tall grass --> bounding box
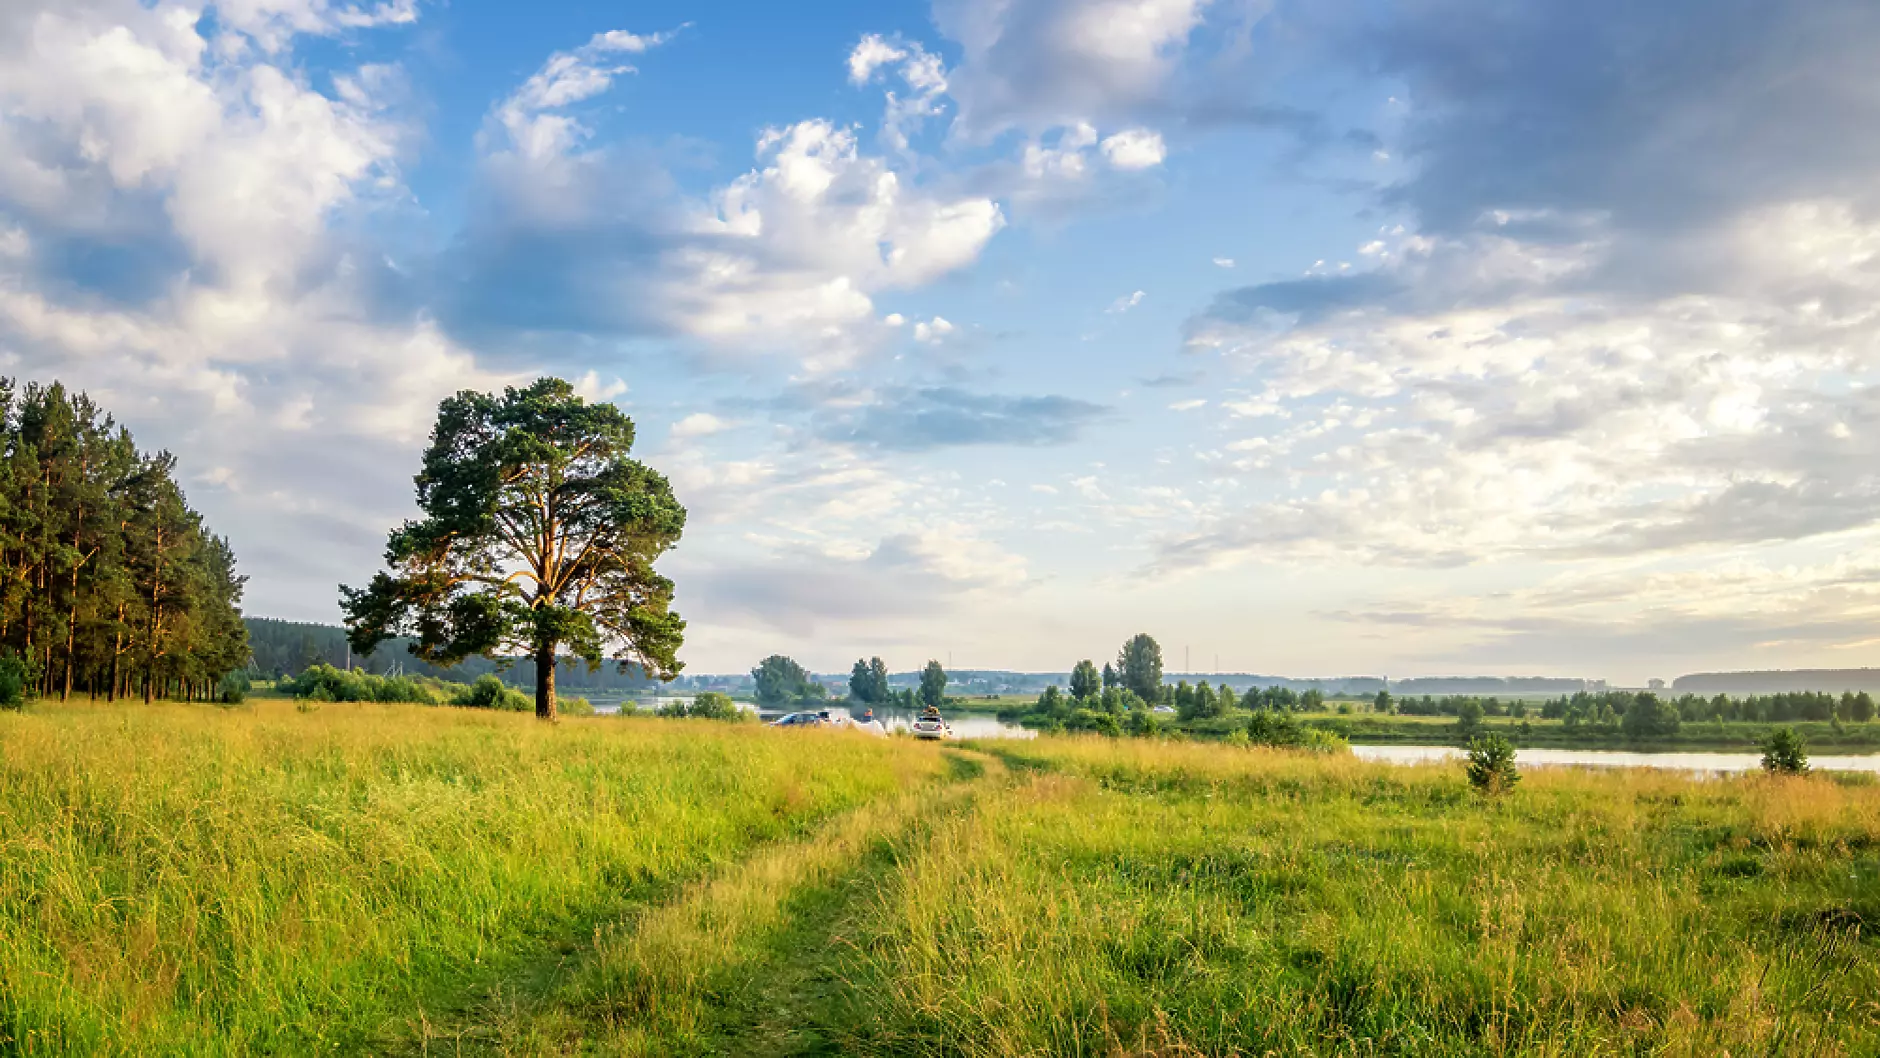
[0,700,946,1054]
[838,738,1880,1055]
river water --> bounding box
[1351,744,1880,774]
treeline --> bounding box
[0,380,246,703]
[246,617,659,692]
[280,663,594,715]
[1540,689,1874,726]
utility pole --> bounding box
[1185,646,1190,675]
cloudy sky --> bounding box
[5,0,1880,682]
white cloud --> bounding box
[912,316,956,343]
[1212,256,1234,268]
[488,27,679,163]
[847,33,907,84]
[571,371,628,402]
[1168,199,1880,574]
[1168,399,1206,411]
[670,412,733,439]
[936,0,1211,137]
[1105,289,1146,313]
[1099,127,1166,170]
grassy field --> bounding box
[3,702,1877,1055]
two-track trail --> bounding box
[399,747,1005,1056]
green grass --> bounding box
[4,704,1877,1055]
[0,700,949,1054]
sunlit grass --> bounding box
[0,700,947,1054]
[836,737,1880,1055]
[4,705,1875,1055]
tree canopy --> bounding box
[848,655,892,704]
[0,379,248,703]
[341,378,685,720]
[919,659,948,709]
[753,654,824,705]
[1069,659,1100,700]
[1116,633,1163,701]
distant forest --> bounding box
[0,380,247,702]
[1674,669,1880,694]
[245,618,662,694]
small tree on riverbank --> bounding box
[1465,734,1521,794]
[1760,727,1809,774]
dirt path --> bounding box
[402,748,1003,1056]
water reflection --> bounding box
[1352,744,1880,774]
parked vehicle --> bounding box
[768,711,826,728]
[911,713,951,740]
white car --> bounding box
[911,714,951,740]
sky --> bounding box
[5,0,1880,683]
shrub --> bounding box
[1247,709,1301,747]
[1464,734,1521,793]
[1299,727,1350,755]
[1456,698,1485,731]
[219,670,251,704]
[1760,727,1809,774]
[0,653,26,711]
[660,691,750,721]
[456,674,531,711]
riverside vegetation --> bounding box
[3,699,1877,1055]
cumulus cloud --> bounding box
[488,27,679,162]
[670,412,733,439]
[1099,128,1166,170]
[1164,0,1880,583]
[934,0,1210,136]
[464,77,1004,364]
[0,0,516,620]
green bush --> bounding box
[219,670,251,705]
[1760,727,1809,774]
[0,653,26,711]
[659,691,750,721]
[1465,734,1521,793]
[1247,709,1301,747]
[458,675,533,711]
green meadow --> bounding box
[3,702,1877,1056]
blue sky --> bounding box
[6,0,1880,682]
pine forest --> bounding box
[0,379,247,702]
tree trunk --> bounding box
[534,640,558,721]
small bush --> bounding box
[0,653,27,711]
[1465,734,1521,793]
[660,691,750,721]
[561,695,595,717]
[1760,727,1809,774]
[219,670,251,704]
[1247,709,1301,747]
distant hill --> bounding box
[1673,669,1880,694]
[1391,676,1594,695]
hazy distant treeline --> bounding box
[1673,669,1880,694]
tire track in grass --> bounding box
[406,748,1002,1055]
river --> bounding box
[1351,744,1880,774]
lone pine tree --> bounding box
[342,378,686,719]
